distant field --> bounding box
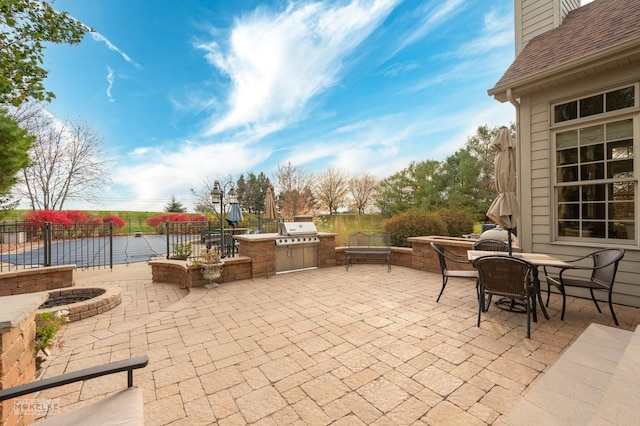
[316,214,385,246]
[3,210,165,234]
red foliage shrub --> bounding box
[146,213,205,228]
[64,210,89,224]
[24,210,74,229]
[102,215,126,229]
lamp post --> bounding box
[211,180,236,258]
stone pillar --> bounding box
[0,293,48,426]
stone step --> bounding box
[501,323,633,425]
[589,324,640,425]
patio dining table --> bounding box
[467,250,575,318]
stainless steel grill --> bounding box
[275,222,319,246]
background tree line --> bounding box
[184,122,513,224]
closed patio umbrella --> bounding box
[264,187,278,220]
[487,126,518,255]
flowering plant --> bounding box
[191,249,221,266]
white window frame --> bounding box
[551,83,639,245]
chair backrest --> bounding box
[473,256,536,299]
[430,243,448,273]
[590,248,625,287]
[472,239,510,252]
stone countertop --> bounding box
[234,232,336,242]
[0,292,49,333]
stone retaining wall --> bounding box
[149,256,252,288]
[0,293,47,426]
[0,266,75,297]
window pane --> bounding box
[557,130,578,149]
[555,101,577,122]
[609,202,634,220]
[558,186,579,202]
[558,203,579,219]
[608,159,633,179]
[607,119,633,140]
[606,86,635,111]
[609,222,631,239]
[580,125,603,144]
[609,182,635,200]
[580,163,604,180]
[582,184,606,201]
[558,166,579,182]
[583,203,606,220]
[580,144,604,162]
[557,148,578,165]
[608,139,633,160]
[621,222,635,239]
[584,222,605,238]
[580,94,604,117]
[558,221,580,237]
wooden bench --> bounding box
[345,231,391,272]
[0,356,148,425]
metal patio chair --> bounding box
[473,255,539,338]
[472,239,510,252]
[430,242,478,302]
[544,248,625,326]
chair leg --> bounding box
[545,280,553,307]
[559,285,566,321]
[526,296,531,339]
[589,289,603,313]
[436,277,448,302]
[477,292,483,327]
[608,288,619,326]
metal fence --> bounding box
[0,220,113,272]
[164,219,285,260]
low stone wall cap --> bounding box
[0,292,49,333]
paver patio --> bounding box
[36,264,640,425]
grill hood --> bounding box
[278,222,318,236]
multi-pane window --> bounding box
[554,86,635,123]
[554,85,637,242]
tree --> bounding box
[316,167,348,215]
[165,195,187,213]
[375,161,428,217]
[348,173,377,215]
[0,108,33,196]
[373,124,514,219]
[465,123,516,194]
[273,162,316,218]
[16,114,111,210]
[237,172,271,214]
[1,0,89,106]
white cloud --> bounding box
[106,67,115,102]
[196,0,400,138]
[90,32,142,69]
[396,0,468,51]
[110,139,273,210]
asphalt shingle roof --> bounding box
[490,0,640,94]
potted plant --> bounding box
[171,242,192,260]
[191,249,223,288]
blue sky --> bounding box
[40,0,529,212]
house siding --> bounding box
[516,0,580,54]
[520,64,640,307]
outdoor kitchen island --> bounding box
[234,218,337,278]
